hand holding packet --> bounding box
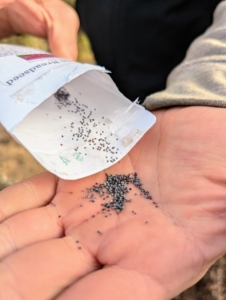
[0,44,156,179]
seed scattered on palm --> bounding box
[83,173,156,214]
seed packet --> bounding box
[0,44,156,179]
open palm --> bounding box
[1,106,226,300]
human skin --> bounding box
[0,0,79,60]
[0,106,226,299]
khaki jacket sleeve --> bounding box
[143,1,226,111]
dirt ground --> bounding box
[0,125,226,300]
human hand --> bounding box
[0,0,79,60]
[1,106,226,300]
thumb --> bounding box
[44,0,79,60]
[0,0,14,9]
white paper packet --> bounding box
[0,44,156,179]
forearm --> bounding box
[143,0,226,111]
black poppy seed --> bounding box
[76,240,79,243]
[78,246,82,250]
[97,230,102,235]
[58,215,61,218]
[83,173,153,213]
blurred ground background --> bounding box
[0,1,226,299]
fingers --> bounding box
[55,266,165,300]
[0,205,63,260]
[17,0,79,60]
[46,0,80,60]
[0,237,99,300]
[0,1,14,9]
[1,0,79,60]
[0,172,58,222]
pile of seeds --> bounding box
[54,87,72,108]
[84,173,157,213]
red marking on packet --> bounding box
[18,54,55,61]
